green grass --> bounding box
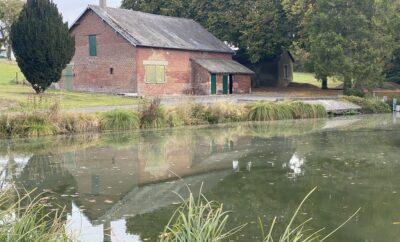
[247,102,327,121]
[0,60,25,85]
[293,72,341,89]
[0,60,142,110]
[0,188,71,241]
[100,109,140,131]
[343,96,392,114]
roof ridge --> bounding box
[89,4,195,22]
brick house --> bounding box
[61,2,254,96]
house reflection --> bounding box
[1,118,338,241]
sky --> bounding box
[53,0,123,25]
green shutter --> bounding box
[223,75,228,95]
[211,74,217,95]
[89,35,97,56]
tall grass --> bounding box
[99,109,140,131]
[248,102,327,121]
[343,96,391,114]
[0,100,331,138]
[0,188,71,241]
[159,192,245,242]
[140,99,167,129]
[159,188,359,242]
[260,188,360,242]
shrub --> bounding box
[0,188,71,241]
[140,99,167,129]
[165,109,185,127]
[343,96,391,114]
[344,88,365,97]
[99,109,140,131]
[159,192,245,242]
[59,113,99,133]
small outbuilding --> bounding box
[60,1,253,96]
[250,51,295,88]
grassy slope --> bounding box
[0,60,141,109]
[293,72,341,89]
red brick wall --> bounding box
[191,62,252,95]
[62,10,137,93]
[136,47,231,96]
[191,61,211,95]
[234,75,252,94]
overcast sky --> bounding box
[53,0,123,25]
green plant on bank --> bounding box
[159,191,246,242]
[248,102,327,121]
[259,188,360,242]
[0,100,330,138]
[159,188,359,242]
[0,188,71,242]
[343,96,391,114]
[99,109,140,131]
[140,99,167,129]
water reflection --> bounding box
[0,115,399,241]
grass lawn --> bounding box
[293,72,341,89]
[0,59,25,85]
[0,60,141,111]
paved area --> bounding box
[63,95,360,114]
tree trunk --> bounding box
[321,76,328,90]
[343,76,352,95]
[6,43,12,60]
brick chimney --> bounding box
[99,0,107,8]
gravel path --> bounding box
[62,95,360,114]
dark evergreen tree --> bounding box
[385,49,400,84]
[10,0,75,93]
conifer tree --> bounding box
[10,0,74,93]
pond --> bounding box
[0,114,400,241]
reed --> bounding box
[159,192,245,242]
[140,99,167,129]
[260,188,360,242]
[0,188,71,242]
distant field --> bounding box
[0,60,141,110]
[293,72,341,89]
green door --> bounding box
[223,75,229,95]
[210,74,217,95]
[62,64,74,91]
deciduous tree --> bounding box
[0,0,24,59]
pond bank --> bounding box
[0,97,390,138]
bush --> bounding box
[343,96,391,114]
[140,99,167,129]
[344,88,365,97]
[99,109,140,131]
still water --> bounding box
[1,114,400,241]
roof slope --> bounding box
[192,58,254,75]
[73,5,234,54]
